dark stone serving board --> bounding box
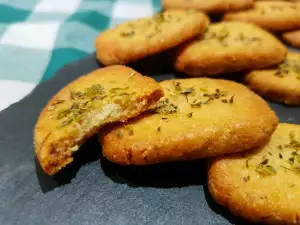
[0,52,299,225]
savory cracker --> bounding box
[162,0,254,14]
[283,30,300,48]
[95,10,209,66]
[34,65,163,175]
[245,51,300,105]
[224,1,300,32]
[257,0,300,2]
[208,123,300,225]
[174,22,286,76]
[100,78,278,165]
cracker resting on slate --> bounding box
[174,22,286,76]
[95,10,209,66]
[162,0,254,14]
[245,51,300,105]
[257,0,300,1]
[34,65,163,175]
[100,78,278,165]
[224,1,300,32]
[208,123,300,225]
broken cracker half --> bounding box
[34,65,163,175]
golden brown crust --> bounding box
[174,22,287,77]
[100,78,278,165]
[224,1,300,32]
[34,65,163,175]
[245,51,300,105]
[208,123,300,225]
[283,30,300,47]
[257,0,300,1]
[162,0,254,13]
[95,10,209,66]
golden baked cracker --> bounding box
[245,51,300,105]
[34,65,163,175]
[174,22,286,77]
[95,10,209,66]
[283,30,300,47]
[224,1,300,32]
[257,0,300,2]
[208,123,300,225]
[100,78,278,165]
[162,0,254,13]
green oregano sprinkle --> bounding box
[155,98,178,115]
[256,164,276,176]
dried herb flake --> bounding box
[243,175,250,182]
[155,99,178,115]
[260,158,268,165]
[154,13,165,24]
[229,95,235,104]
[256,164,276,176]
[128,130,134,136]
[120,30,135,37]
[246,158,251,168]
[187,112,193,118]
[181,87,195,95]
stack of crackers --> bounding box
[34,1,300,224]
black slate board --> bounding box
[1,52,300,225]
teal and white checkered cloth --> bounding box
[0,0,161,111]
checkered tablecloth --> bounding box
[0,0,161,111]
